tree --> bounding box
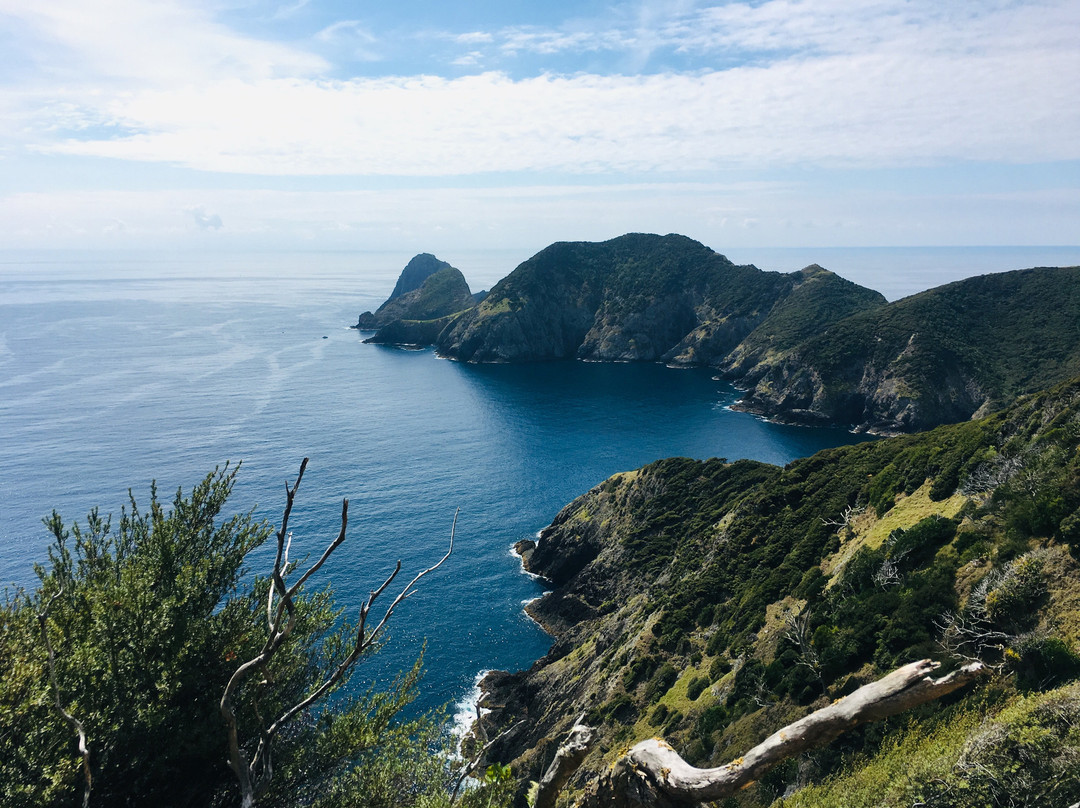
[219,458,452,808]
[0,462,496,808]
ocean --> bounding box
[3,245,1079,719]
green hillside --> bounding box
[435,234,885,364]
[481,376,1080,807]
[734,266,1080,433]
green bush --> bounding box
[644,662,679,702]
[708,656,732,681]
[1012,636,1080,690]
[0,466,490,808]
[686,675,710,701]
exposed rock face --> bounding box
[362,315,457,347]
[730,266,1080,433]
[436,234,885,366]
[357,240,1080,434]
[478,459,781,788]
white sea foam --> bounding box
[509,531,548,582]
[451,669,490,751]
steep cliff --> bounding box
[480,378,1080,807]
[354,255,472,331]
[435,234,885,365]
[731,266,1080,433]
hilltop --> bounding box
[356,237,1080,435]
[435,234,885,364]
[353,253,482,338]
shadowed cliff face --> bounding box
[355,256,472,331]
[435,234,885,367]
[357,265,477,343]
[359,238,1080,435]
[730,266,1080,434]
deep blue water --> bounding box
[9,247,1054,720]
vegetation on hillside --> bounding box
[435,234,885,365]
[482,377,1080,807]
[736,265,1080,432]
[8,347,1080,805]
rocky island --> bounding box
[353,253,485,345]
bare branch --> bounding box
[784,610,825,696]
[220,461,456,808]
[820,504,865,530]
[38,588,92,808]
[449,709,527,807]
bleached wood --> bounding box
[569,659,985,807]
[534,719,597,808]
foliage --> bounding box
[0,465,495,808]
[782,266,1080,411]
[779,684,1080,808]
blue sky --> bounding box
[1,0,1078,253]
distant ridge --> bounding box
[435,233,885,365]
[731,265,1080,433]
[353,234,1080,434]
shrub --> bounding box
[686,675,710,701]
[709,656,733,681]
[644,662,679,702]
[1012,636,1080,690]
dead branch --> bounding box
[220,459,456,808]
[448,711,527,807]
[783,610,825,696]
[820,504,865,531]
[549,659,987,808]
[533,718,597,808]
[37,588,92,808]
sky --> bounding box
[1,0,1078,254]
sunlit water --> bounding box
[4,246,1073,718]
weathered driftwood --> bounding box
[549,658,985,808]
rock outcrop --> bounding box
[730,266,1080,433]
[354,254,472,331]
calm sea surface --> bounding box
[2,246,1077,717]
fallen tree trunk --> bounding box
[541,659,985,808]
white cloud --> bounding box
[24,38,1080,177]
[0,0,1077,251]
[455,31,495,45]
[187,205,223,230]
[2,0,1074,177]
[0,0,326,85]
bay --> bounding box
[5,246,1063,719]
